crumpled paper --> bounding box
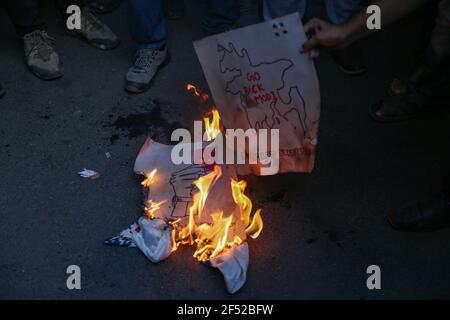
[130,217,173,263]
[208,243,249,294]
[106,218,249,293]
[106,138,250,293]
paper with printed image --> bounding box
[194,13,320,174]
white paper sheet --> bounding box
[194,13,320,174]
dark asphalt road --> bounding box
[1,2,450,299]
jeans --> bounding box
[127,0,239,49]
[127,0,167,49]
[201,0,240,34]
[263,0,361,25]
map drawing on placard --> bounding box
[218,42,309,139]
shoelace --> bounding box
[25,30,55,62]
[134,49,159,70]
[83,7,106,33]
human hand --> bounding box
[301,18,350,57]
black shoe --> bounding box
[388,192,450,231]
[66,7,120,50]
[330,46,366,76]
[0,83,5,98]
[23,30,62,80]
[369,88,450,123]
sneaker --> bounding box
[0,83,5,98]
[68,6,120,50]
[125,48,170,93]
[23,30,62,80]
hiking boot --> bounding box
[68,6,120,50]
[125,47,170,93]
[23,30,62,80]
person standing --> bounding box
[2,0,120,80]
[125,0,240,93]
[264,0,365,75]
[300,0,450,231]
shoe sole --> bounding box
[125,54,171,94]
[66,29,120,51]
[28,65,63,81]
[368,102,450,123]
[338,65,366,76]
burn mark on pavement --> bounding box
[109,134,119,145]
[326,230,343,249]
[306,238,317,245]
[110,99,184,144]
[261,189,291,208]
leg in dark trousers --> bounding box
[3,0,46,36]
[54,0,85,17]
[2,0,62,80]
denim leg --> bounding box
[127,0,166,49]
[262,0,306,20]
[201,0,240,34]
[324,0,361,25]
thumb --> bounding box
[301,37,320,53]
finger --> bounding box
[309,49,319,59]
[304,18,320,34]
[301,37,320,53]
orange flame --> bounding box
[141,169,157,188]
[187,83,209,102]
[203,108,221,141]
[193,211,234,261]
[144,199,167,219]
[141,106,263,262]
[170,164,263,262]
[231,179,263,239]
[245,209,263,239]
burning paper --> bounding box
[194,13,320,174]
[107,107,263,293]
